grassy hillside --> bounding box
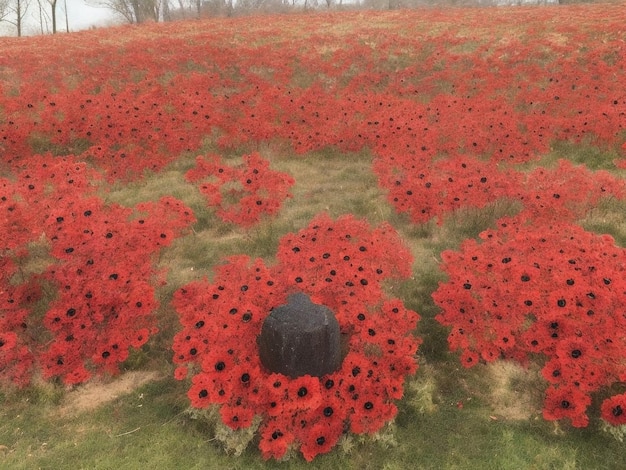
[2,3,626,468]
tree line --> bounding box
[1,0,363,36]
[0,0,566,37]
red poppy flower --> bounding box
[63,365,92,386]
[299,419,344,462]
[219,402,257,430]
[601,393,626,426]
[542,386,591,428]
[258,423,295,461]
[174,366,188,381]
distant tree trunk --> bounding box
[64,0,69,31]
[131,0,141,22]
[38,0,45,33]
[16,0,22,36]
[150,0,159,21]
[50,0,57,33]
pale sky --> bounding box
[62,0,119,31]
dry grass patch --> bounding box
[57,370,161,417]
[481,360,544,421]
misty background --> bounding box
[0,0,563,37]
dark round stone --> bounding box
[258,292,341,378]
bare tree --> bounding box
[46,0,57,32]
[37,0,51,32]
[131,0,161,22]
[0,0,31,36]
[0,0,8,21]
[16,0,27,35]
[63,0,69,31]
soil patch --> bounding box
[484,361,543,421]
[57,371,161,416]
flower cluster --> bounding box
[0,155,103,386]
[185,152,295,227]
[513,160,626,223]
[0,255,38,387]
[172,214,420,460]
[373,153,516,224]
[374,153,626,225]
[2,6,626,184]
[0,174,40,385]
[38,85,202,182]
[0,154,196,386]
[41,195,195,384]
[433,214,626,427]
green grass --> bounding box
[3,368,625,469]
[580,197,626,247]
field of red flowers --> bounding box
[2,3,626,464]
